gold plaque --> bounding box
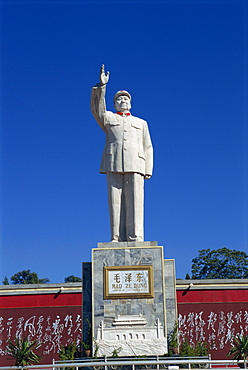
[104,265,154,299]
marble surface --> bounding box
[95,338,168,356]
[93,246,165,323]
[92,244,167,355]
[164,259,177,335]
[82,243,177,356]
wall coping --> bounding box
[0,282,82,296]
[176,278,248,290]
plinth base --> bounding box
[82,241,177,357]
[95,338,168,357]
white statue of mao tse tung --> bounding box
[91,65,153,242]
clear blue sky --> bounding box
[1,0,247,283]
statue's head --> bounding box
[114,90,131,113]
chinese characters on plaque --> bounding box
[104,265,154,299]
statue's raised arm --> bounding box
[100,64,110,86]
[91,65,109,127]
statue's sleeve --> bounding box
[90,84,107,131]
[144,122,153,177]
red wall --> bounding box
[0,293,82,367]
[1,287,247,366]
[177,289,248,360]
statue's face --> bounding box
[114,95,131,112]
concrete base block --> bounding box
[82,241,177,357]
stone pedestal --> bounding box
[82,241,177,357]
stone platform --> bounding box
[82,241,177,357]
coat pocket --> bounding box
[131,121,142,129]
[138,151,145,160]
[108,121,120,126]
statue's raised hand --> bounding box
[100,64,110,85]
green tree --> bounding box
[191,248,248,279]
[11,270,50,284]
[2,276,9,285]
[7,337,42,366]
[58,341,77,370]
[179,340,209,368]
[167,321,179,355]
[64,275,82,283]
[185,273,191,279]
[228,334,248,368]
[180,340,196,357]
